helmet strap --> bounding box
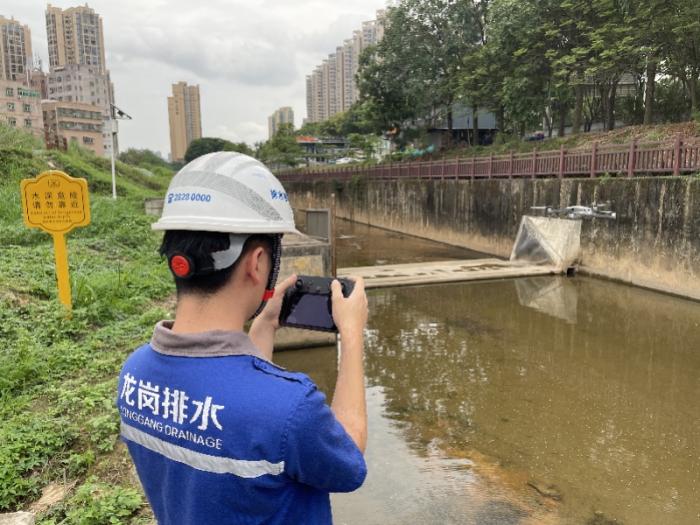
[250,234,283,319]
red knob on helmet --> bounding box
[169,254,194,279]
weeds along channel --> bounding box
[1,135,173,523]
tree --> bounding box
[358,0,482,143]
[257,123,305,167]
[476,0,559,136]
[664,1,700,115]
[184,137,253,163]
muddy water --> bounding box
[277,224,700,524]
[277,276,700,524]
[335,219,489,267]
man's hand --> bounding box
[249,274,297,360]
[255,273,298,329]
[331,277,368,338]
[330,276,368,453]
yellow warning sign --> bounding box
[20,171,91,310]
[21,170,90,234]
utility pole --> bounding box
[109,103,133,200]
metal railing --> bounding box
[278,135,700,182]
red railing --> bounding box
[278,135,700,182]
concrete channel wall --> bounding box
[287,176,700,301]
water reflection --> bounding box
[515,277,578,324]
[362,277,700,524]
[278,276,700,524]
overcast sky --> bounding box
[6,1,387,158]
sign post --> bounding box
[20,170,91,310]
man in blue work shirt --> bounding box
[117,152,368,524]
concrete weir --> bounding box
[337,216,577,289]
[339,259,557,289]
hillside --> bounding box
[437,122,700,160]
[1,134,172,523]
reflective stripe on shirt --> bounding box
[121,422,285,478]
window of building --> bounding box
[82,136,94,145]
[5,87,13,96]
[24,118,32,128]
[23,104,31,113]
[7,102,15,111]
[8,118,16,127]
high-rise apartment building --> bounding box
[268,106,294,138]
[341,39,354,111]
[305,11,386,124]
[47,63,116,157]
[309,65,325,123]
[42,99,104,155]
[305,76,313,124]
[0,16,32,82]
[168,81,202,162]
[30,67,48,99]
[1,80,43,138]
[46,4,106,74]
[44,4,117,158]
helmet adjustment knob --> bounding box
[169,254,194,279]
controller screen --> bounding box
[285,293,334,330]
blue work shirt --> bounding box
[117,321,366,524]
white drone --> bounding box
[531,202,617,220]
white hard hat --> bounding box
[153,152,298,234]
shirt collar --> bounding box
[150,320,265,359]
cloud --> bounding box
[107,3,299,87]
[3,0,387,154]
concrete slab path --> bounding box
[338,259,557,289]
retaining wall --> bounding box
[287,176,700,300]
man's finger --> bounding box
[352,276,365,294]
[274,274,297,299]
[330,279,343,300]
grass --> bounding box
[1,126,173,522]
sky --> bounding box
[6,1,387,158]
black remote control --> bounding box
[279,276,355,332]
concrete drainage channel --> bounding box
[147,199,587,349]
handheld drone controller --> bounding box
[279,276,355,333]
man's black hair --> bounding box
[159,231,272,296]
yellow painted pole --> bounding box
[52,232,72,310]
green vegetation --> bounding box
[40,478,145,525]
[119,148,178,178]
[1,124,173,522]
[353,0,700,143]
[184,137,253,163]
[256,123,305,167]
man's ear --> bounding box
[243,246,266,286]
